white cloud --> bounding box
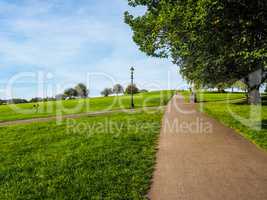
[0,0,186,98]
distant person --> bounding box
[33,104,40,113]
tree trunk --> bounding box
[248,87,261,104]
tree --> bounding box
[139,89,148,93]
[75,83,89,98]
[101,88,113,97]
[232,81,248,92]
[64,88,77,98]
[0,99,5,105]
[215,83,228,93]
[113,84,124,95]
[125,84,139,94]
[30,97,43,103]
[7,99,28,104]
[125,0,267,104]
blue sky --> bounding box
[0,0,186,99]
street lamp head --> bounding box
[130,66,135,72]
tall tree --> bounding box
[125,84,139,94]
[125,0,267,104]
[113,84,124,95]
[101,88,113,97]
[64,88,77,98]
[75,83,89,98]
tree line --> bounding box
[100,84,144,97]
[0,83,148,105]
[125,0,267,104]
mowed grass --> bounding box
[0,111,163,199]
[0,90,174,122]
[180,90,246,103]
[181,91,267,150]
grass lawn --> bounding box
[0,110,163,199]
[181,91,267,150]
[0,90,174,122]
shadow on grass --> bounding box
[198,98,246,103]
[261,120,267,130]
[262,95,267,105]
[232,95,267,105]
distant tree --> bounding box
[215,83,229,93]
[125,84,139,94]
[7,99,28,104]
[64,88,78,98]
[0,99,4,105]
[42,97,56,102]
[101,88,113,97]
[139,89,148,93]
[75,83,89,98]
[113,84,124,95]
[30,97,43,103]
[232,81,248,93]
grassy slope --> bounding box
[181,91,267,150]
[0,90,174,122]
[0,111,163,199]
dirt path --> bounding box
[0,106,165,127]
[148,95,267,200]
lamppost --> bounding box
[130,66,135,109]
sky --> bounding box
[0,0,186,99]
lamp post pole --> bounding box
[130,67,135,109]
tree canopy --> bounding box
[125,0,267,103]
[64,88,78,98]
[75,83,89,98]
[101,88,113,97]
[113,84,124,95]
[125,84,139,94]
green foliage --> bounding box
[64,84,89,98]
[125,84,139,94]
[6,99,28,104]
[101,88,113,97]
[125,0,267,92]
[64,88,78,98]
[0,111,163,199]
[232,81,248,92]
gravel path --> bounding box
[148,94,267,200]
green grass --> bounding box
[196,91,245,102]
[180,90,246,103]
[0,90,174,122]
[0,111,163,199]
[180,91,267,150]
[203,103,267,149]
[177,90,190,102]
